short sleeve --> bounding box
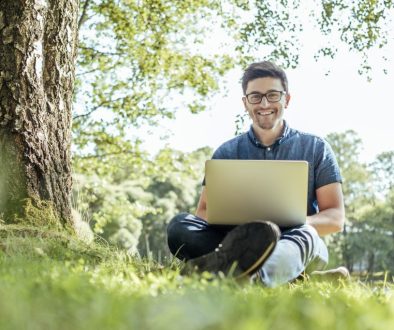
[314,139,342,189]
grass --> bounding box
[1,225,394,330]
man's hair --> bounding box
[241,61,288,95]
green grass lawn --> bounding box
[1,225,394,330]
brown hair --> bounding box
[241,61,288,94]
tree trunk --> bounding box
[367,251,375,274]
[0,0,79,227]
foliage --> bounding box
[73,147,212,257]
[1,230,394,330]
[73,0,233,176]
[324,130,372,269]
[326,130,373,216]
[72,0,394,178]
[324,130,394,274]
[349,189,394,273]
[234,0,394,75]
[370,151,394,197]
[317,0,393,76]
[235,0,303,68]
[73,174,147,253]
[138,147,212,258]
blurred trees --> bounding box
[325,131,394,275]
[352,191,394,274]
[325,130,373,270]
[371,151,394,196]
[73,147,212,257]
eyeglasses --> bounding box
[245,91,286,104]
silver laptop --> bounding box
[205,160,309,227]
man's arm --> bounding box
[195,186,207,220]
[306,182,345,236]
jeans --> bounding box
[167,213,328,287]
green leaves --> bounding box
[75,0,232,121]
[325,130,394,273]
[73,0,394,179]
[326,130,372,210]
[73,146,212,257]
[236,1,302,69]
[371,151,394,195]
[73,0,234,178]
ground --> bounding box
[0,225,393,330]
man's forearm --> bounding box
[306,208,345,236]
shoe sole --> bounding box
[189,221,280,278]
[236,241,276,278]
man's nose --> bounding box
[260,96,270,107]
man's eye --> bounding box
[250,94,262,101]
[267,92,279,98]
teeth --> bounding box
[257,111,274,116]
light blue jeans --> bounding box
[258,225,328,287]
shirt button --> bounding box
[267,147,271,151]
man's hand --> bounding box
[195,186,208,220]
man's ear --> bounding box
[285,93,291,108]
[242,96,247,110]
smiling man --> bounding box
[167,61,347,286]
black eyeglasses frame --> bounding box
[245,90,286,104]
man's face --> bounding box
[242,77,290,131]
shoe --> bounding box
[185,221,280,278]
[311,266,350,281]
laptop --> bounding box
[205,160,309,227]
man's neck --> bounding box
[253,121,285,147]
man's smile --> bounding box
[257,110,275,116]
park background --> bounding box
[1,1,394,329]
[71,0,394,274]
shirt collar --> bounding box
[247,120,290,148]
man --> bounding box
[167,61,346,287]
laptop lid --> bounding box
[205,160,308,227]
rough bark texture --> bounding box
[0,0,79,226]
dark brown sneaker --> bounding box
[185,221,280,278]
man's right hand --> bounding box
[195,186,207,220]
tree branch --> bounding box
[72,102,106,121]
[78,0,91,29]
[72,97,125,120]
[78,45,123,57]
[76,150,134,159]
[76,67,102,77]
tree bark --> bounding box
[0,0,79,226]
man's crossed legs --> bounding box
[167,213,329,287]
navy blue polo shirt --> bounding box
[205,121,342,216]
